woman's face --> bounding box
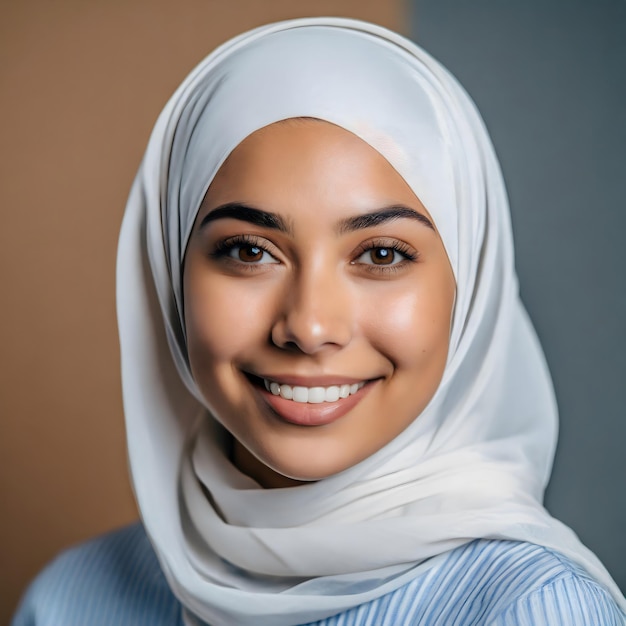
[183,120,455,487]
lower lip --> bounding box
[254,381,375,427]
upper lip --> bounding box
[246,372,372,387]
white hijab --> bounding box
[117,17,625,626]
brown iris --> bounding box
[238,245,264,262]
[370,248,395,265]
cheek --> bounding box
[184,272,271,368]
[362,274,453,373]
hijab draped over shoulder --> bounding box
[117,17,626,626]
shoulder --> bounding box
[411,539,626,626]
[444,540,625,625]
[11,523,182,626]
[475,541,626,625]
[314,540,625,626]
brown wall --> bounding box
[0,1,404,622]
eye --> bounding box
[350,238,419,275]
[212,235,280,265]
[228,243,277,264]
[351,239,418,270]
[355,247,403,266]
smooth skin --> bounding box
[183,119,456,488]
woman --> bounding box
[13,17,626,626]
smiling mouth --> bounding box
[244,373,376,427]
[262,379,365,404]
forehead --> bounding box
[202,119,433,223]
[212,118,387,174]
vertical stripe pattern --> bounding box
[12,524,626,626]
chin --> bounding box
[236,438,366,488]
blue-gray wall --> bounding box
[411,0,625,591]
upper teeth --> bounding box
[263,379,365,403]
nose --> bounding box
[271,264,353,355]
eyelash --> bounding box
[210,235,420,274]
[211,234,279,267]
[351,239,419,274]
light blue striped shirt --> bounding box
[12,523,625,625]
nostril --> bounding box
[284,340,303,352]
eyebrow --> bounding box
[336,205,435,233]
[199,202,434,234]
[199,203,293,234]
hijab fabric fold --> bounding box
[117,17,626,626]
